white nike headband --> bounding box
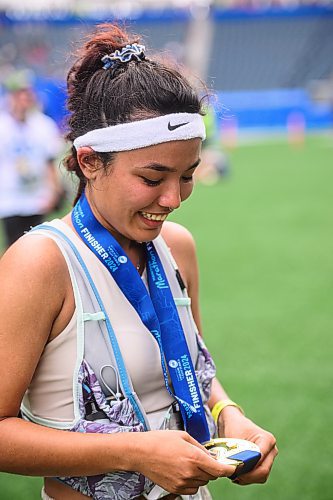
[73,113,206,152]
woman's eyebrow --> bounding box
[141,158,201,173]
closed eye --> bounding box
[181,175,193,183]
[141,176,162,187]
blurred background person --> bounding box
[194,104,230,185]
[0,69,64,249]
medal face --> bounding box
[204,438,261,470]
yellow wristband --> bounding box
[211,400,244,423]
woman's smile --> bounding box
[138,211,170,229]
[139,211,169,222]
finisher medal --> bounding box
[204,438,261,479]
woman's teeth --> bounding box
[140,212,168,222]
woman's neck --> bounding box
[63,212,145,272]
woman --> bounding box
[0,24,277,499]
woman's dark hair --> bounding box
[63,23,204,204]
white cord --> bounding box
[100,364,122,401]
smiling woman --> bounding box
[0,23,277,500]
[75,139,201,246]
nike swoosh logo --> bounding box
[168,121,189,131]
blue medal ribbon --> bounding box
[72,193,210,443]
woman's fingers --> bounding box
[139,430,239,494]
[255,432,277,465]
[197,452,238,479]
[231,445,278,485]
[183,432,238,479]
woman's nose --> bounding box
[158,183,181,211]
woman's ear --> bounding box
[76,147,100,180]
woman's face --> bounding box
[85,138,201,245]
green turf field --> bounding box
[1,133,332,499]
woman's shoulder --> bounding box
[0,229,73,343]
[160,221,196,251]
[160,221,197,288]
[2,227,64,263]
[0,229,69,300]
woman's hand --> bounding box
[131,430,238,496]
[218,406,278,486]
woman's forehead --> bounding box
[117,138,202,167]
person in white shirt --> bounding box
[0,71,63,248]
